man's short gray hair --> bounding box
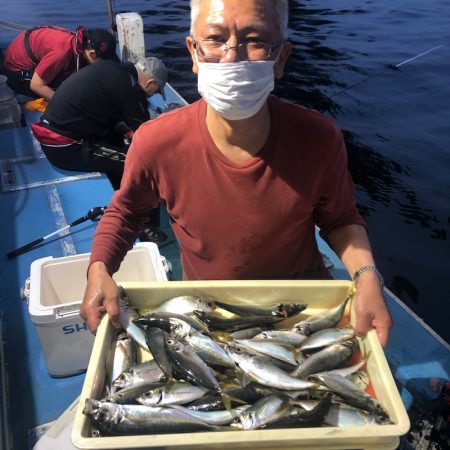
[189,0,288,40]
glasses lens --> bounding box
[244,42,271,60]
[197,40,273,61]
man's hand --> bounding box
[80,261,121,333]
[353,273,392,347]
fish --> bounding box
[234,394,292,430]
[168,404,249,426]
[136,381,209,407]
[229,327,266,340]
[235,338,300,366]
[310,372,390,419]
[177,329,236,369]
[300,327,355,352]
[106,331,137,393]
[111,360,166,390]
[144,327,174,382]
[291,339,358,378]
[214,300,307,318]
[297,399,387,427]
[164,338,223,395]
[292,296,351,336]
[193,310,285,332]
[226,344,317,391]
[136,311,210,333]
[102,382,165,404]
[252,329,308,347]
[266,393,332,428]
[119,288,148,351]
[186,385,270,412]
[83,399,222,435]
[152,295,216,315]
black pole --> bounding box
[6,206,107,259]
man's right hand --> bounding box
[80,261,121,333]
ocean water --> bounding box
[1,0,449,343]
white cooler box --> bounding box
[26,243,169,377]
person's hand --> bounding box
[352,273,392,347]
[80,261,121,333]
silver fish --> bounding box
[229,327,266,340]
[320,360,366,378]
[252,329,308,347]
[144,327,174,382]
[234,394,291,430]
[102,382,164,404]
[153,295,216,315]
[292,296,350,335]
[291,339,358,378]
[176,329,235,369]
[119,289,148,351]
[227,344,317,391]
[83,399,221,434]
[310,372,389,419]
[300,327,355,351]
[214,300,307,318]
[168,404,249,425]
[297,399,386,426]
[136,382,209,407]
[112,360,166,389]
[164,338,222,395]
[106,331,137,392]
[235,338,300,366]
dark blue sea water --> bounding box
[1,0,449,343]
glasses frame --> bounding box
[192,38,285,63]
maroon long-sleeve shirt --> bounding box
[90,96,365,280]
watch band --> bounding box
[352,264,384,288]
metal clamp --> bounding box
[20,277,31,302]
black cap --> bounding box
[84,29,118,60]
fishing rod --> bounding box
[325,44,444,101]
[0,19,29,32]
[6,206,107,259]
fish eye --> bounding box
[167,339,174,344]
[96,410,108,421]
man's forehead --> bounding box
[197,0,276,29]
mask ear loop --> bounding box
[74,26,86,71]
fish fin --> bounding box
[228,394,248,406]
[211,331,233,343]
[221,392,232,412]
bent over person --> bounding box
[31,57,169,244]
[1,26,117,101]
[80,0,392,346]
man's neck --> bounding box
[205,103,271,163]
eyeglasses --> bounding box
[192,38,284,63]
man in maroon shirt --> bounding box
[81,0,392,347]
[1,26,117,101]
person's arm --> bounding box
[326,224,392,347]
[80,261,121,332]
[29,72,55,100]
[121,89,151,131]
[80,129,159,332]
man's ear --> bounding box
[186,36,198,74]
[83,48,98,64]
[274,40,292,79]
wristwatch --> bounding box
[352,265,384,288]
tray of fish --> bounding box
[72,280,410,450]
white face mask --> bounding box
[196,56,276,121]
